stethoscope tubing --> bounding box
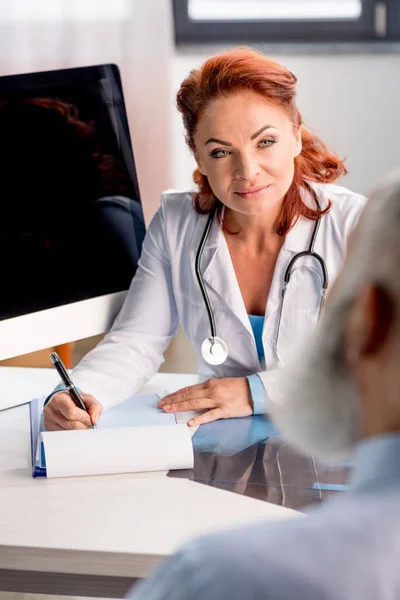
[195,204,219,340]
[274,199,328,362]
[197,197,329,365]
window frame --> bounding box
[172,0,399,45]
[386,0,400,39]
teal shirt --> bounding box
[246,314,267,415]
[248,314,265,360]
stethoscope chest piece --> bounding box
[201,337,228,365]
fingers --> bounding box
[51,394,92,424]
[161,381,210,401]
[158,379,220,414]
[83,394,104,426]
[158,387,196,407]
[160,377,253,427]
[187,408,224,427]
[43,412,91,431]
[44,391,102,431]
[161,397,217,413]
[158,380,215,408]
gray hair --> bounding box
[339,170,400,310]
[267,171,400,462]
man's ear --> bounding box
[344,284,394,365]
[194,151,207,176]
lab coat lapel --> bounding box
[262,213,319,365]
[190,211,253,336]
[189,191,323,359]
[273,183,328,301]
[262,215,315,318]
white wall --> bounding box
[171,50,400,197]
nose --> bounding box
[234,153,260,181]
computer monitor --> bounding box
[0,64,146,360]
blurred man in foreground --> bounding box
[129,171,400,599]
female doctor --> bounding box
[44,46,366,431]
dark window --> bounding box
[173,0,399,44]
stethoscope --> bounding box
[196,198,329,366]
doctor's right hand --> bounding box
[43,392,103,431]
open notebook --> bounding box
[30,393,194,479]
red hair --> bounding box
[176,47,347,235]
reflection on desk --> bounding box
[170,415,351,511]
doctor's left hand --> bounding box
[157,377,253,427]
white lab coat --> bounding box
[72,182,367,410]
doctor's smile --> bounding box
[44,46,367,432]
[234,184,272,199]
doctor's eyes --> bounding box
[210,148,231,159]
[209,139,277,159]
[258,139,276,148]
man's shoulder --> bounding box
[167,492,400,599]
[129,492,400,600]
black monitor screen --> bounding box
[0,64,145,321]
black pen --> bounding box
[49,352,96,429]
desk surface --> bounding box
[0,369,300,591]
[183,418,350,511]
[0,367,350,596]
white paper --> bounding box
[99,393,176,428]
[41,424,194,478]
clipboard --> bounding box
[29,393,193,479]
[30,397,47,478]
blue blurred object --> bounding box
[313,483,350,492]
[192,414,279,456]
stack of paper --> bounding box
[30,394,194,479]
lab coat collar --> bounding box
[188,184,328,343]
[350,434,400,494]
[192,183,327,254]
[188,204,223,260]
[190,204,254,339]
[284,182,328,253]
[284,214,316,253]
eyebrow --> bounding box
[205,124,277,146]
